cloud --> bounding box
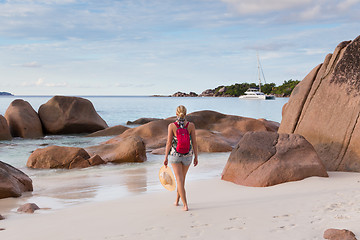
[221,0,311,15]
[246,42,295,51]
[21,61,42,68]
[21,78,67,87]
[221,0,360,23]
[337,0,360,10]
[115,83,155,88]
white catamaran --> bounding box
[239,54,275,100]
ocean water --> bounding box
[0,96,288,212]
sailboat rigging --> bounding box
[239,54,275,100]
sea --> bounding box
[0,96,288,212]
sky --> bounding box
[0,0,359,96]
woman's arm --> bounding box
[164,123,174,167]
[189,122,198,167]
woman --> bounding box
[164,105,198,211]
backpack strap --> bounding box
[174,121,189,129]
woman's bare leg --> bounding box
[172,163,190,211]
[174,164,190,206]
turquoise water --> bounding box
[0,96,288,212]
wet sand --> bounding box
[1,172,360,240]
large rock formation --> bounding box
[221,132,328,187]
[324,229,357,240]
[4,99,43,138]
[126,118,162,125]
[108,110,279,153]
[199,89,215,97]
[0,115,12,140]
[171,91,198,97]
[86,125,130,137]
[27,145,105,169]
[38,96,108,134]
[279,35,360,172]
[0,161,33,199]
[86,136,147,163]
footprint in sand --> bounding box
[271,214,296,232]
[224,216,246,230]
[190,223,209,229]
[310,215,324,224]
[104,234,126,239]
[224,226,245,230]
[272,214,291,219]
[271,223,296,232]
[144,226,163,231]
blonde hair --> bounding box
[176,105,187,119]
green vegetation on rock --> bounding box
[211,80,300,97]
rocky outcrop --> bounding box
[0,92,12,96]
[199,89,215,97]
[38,96,108,134]
[0,161,33,199]
[126,118,162,125]
[17,203,40,214]
[4,99,43,138]
[86,125,130,137]
[108,110,279,153]
[196,129,233,152]
[221,132,328,187]
[324,229,357,240]
[27,146,105,169]
[86,136,147,163]
[171,91,198,97]
[0,115,11,140]
[279,35,360,172]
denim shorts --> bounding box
[169,155,192,166]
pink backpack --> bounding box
[174,122,191,154]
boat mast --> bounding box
[257,53,261,92]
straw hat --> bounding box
[159,165,176,191]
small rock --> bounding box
[324,228,357,240]
[17,203,40,214]
[0,228,5,231]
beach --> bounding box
[1,172,360,240]
[1,96,359,239]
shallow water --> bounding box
[0,96,288,213]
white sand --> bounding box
[1,172,360,240]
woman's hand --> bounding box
[164,156,168,167]
[193,156,198,167]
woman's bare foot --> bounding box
[183,205,188,211]
[174,192,180,206]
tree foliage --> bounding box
[212,80,300,97]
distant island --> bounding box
[166,79,300,97]
[0,92,13,96]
